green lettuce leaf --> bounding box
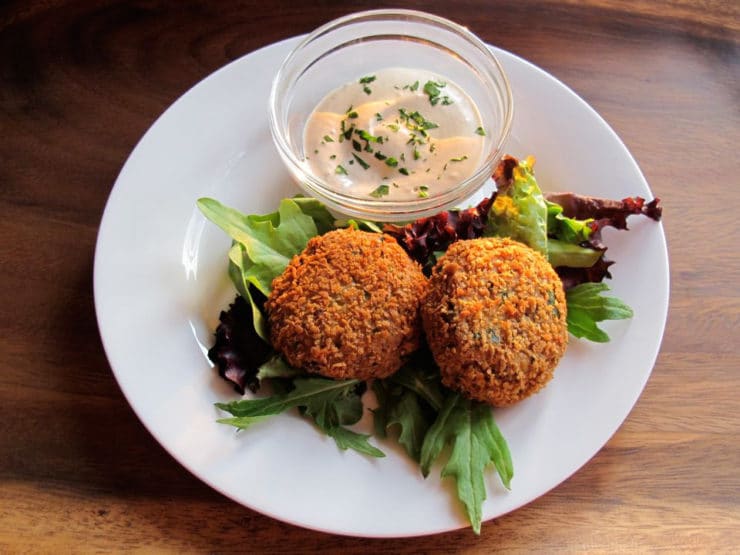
[566,282,634,342]
[199,196,330,340]
[335,218,384,233]
[420,392,513,534]
[198,197,318,295]
[547,239,604,268]
[291,196,336,235]
[546,200,593,244]
[255,355,303,381]
[486,156,548,255]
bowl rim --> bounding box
[268,8,514,220]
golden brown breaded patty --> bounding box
[266,228,427,380]
[422,237,567,406]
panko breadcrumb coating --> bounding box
[422,237,567,406]
[266,228,427,380]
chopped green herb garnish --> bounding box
[410,80,419,91]
[335,165,348,175]
[353,153,370,170]
[329,154,336,160]
[369,184,389,198]
[347,111,359,119]
[375,112,383,121]
[323,135,334,143]
[450,155,469,162]
[385,157,399,167]
[387,124,400,132]
[418,185,429,198]
[400,153,406,162]
[352,140,362,152]
[413,149,421,160]
[423,80,453,106]
[374,152,387,161]
[359,75,377,84]
[363,86,372,95]
[475,127,486,136]
[357,130,381,143]
[399,167,410,176]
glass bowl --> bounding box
[269,9,513,222]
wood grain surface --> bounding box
[1,0,739,552]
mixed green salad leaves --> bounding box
[197,155,661,533]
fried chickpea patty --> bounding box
[266,228,427,380]
[422,237,567,406]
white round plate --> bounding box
[94,36,669,537]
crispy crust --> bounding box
[266,228,427,380]
[422,237,568,406]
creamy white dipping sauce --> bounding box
[303,68,487,201]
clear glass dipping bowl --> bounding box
[269,9,513,221]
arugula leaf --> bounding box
[372,380,433,462]
[325,426,385,458]
[216,415,271,430]
[420,392,513,534]
[387,359,445,411]
[216,377,360,417]
[216,377,384,457]
[566,282,634,342]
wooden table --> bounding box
[2,1,738,551]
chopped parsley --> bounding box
[352,153,370,170]
[423,80,453,106]
[399,167,410,176]
[385,157,399,167]
[475,126,486,136]
[357,129,382,143]
[323,135,334,142]
[450,155,469,162]
[418,185,429,198]
[335,165,348,175]
[375,112,383,121]
[374,152,387,161]
[359,75,376,95]
[369,184,389,198]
